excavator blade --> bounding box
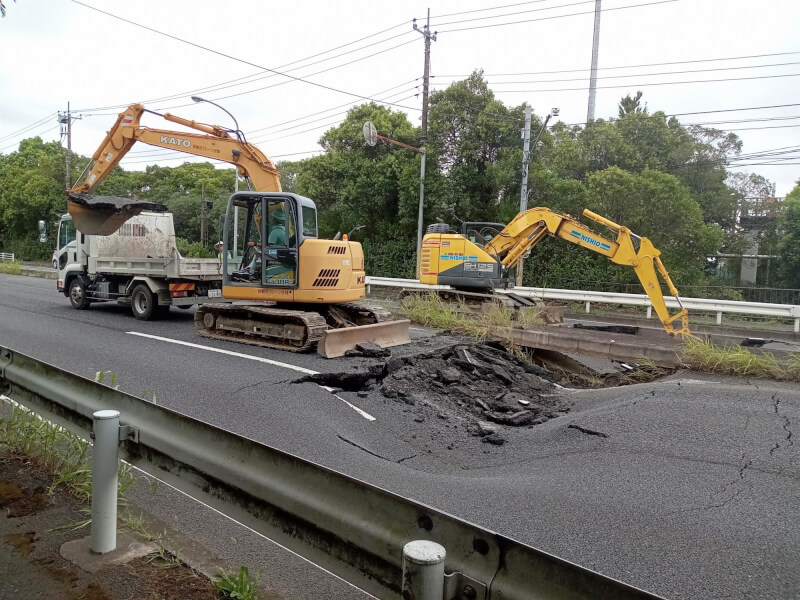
[317,319,411,359]
[68,193,168,235]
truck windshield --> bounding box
[58,218,76,250]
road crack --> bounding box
[770,394,794,456]
[336,435,390,461]
[567,424,609,438]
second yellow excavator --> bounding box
[66,103,409,356]
[419,207,691,336]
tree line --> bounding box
[1,71,798,289]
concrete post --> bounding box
[402,540,445,600]
[91,410,120,554]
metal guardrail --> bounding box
[0,252,15,261]
[366,277,800,333]
[0,346,662,600]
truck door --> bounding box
[262,197,298,288]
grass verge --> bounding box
[213,566,260,600]
[0,260,22,275]
[680,337,800,381]
[0,398,137,506]
[399,292,545,340]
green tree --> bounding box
[618,91,645,117]
[0,137,66,258]
[777,181,800,287]
[427,71,527,223]
[290,103,422,276]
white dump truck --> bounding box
[55,211,227,320]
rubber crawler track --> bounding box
[194,302,393,352]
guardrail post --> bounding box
[91,410,120,554]
[646,306,652,319]
[402,540,446,600]
[585,301,591,314]
[716,312,722,326]
[794,317,799,333]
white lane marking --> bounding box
[320,386,376,421]
[126,332,376,421]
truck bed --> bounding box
[88,256,222,280]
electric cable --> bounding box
[435,0,678,33]
[70,1,419,112]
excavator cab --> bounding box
[222,191,318,289]
[460,222,506,250]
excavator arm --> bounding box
[67,104,282,234]
[485,207,691,336]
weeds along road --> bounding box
[1,272,799,600]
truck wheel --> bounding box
[131,284,156,320]
[69,278,91,310]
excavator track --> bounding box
[320,302,395,327]
[195,302,408,355]
[195,304,328,352]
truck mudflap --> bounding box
[317,320,411,359]
[68,193,167,235]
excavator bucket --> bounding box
[68,193,168,236]
[317,320,411,359]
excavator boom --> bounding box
[67,104,281,234]
[62,103,409,356]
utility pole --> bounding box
[519,106,533,214]
[586,0,602,123]
[515,108,558,286]
[200,184,207,247]
[58,102,81,191]
[413,10,437,273]
[516,106,533,286]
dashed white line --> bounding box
[126,332,375,421]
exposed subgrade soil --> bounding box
[298,343,573,445]
[0,453,219,600]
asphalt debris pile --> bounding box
[298,343,572,444]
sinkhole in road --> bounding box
[297,342,675,443]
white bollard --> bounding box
[91,410,120,554]
[402,540,446,600]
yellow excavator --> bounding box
[419,207,691,336]
[66,103,410,356]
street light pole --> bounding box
[192,96,242,253]
[191,96,240,133]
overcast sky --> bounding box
[1,0,798,196]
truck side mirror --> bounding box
[38,220,47,243]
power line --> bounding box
[75,29,416,113]
[0,126,61,153]
[70,1,419,112]
[435,0,678,33]
[0,113,58,143]
[419,0,574,20]
[124,82,421,159]
[488,71,800,93]
[432,0,597,28]
[450,61,800,86]
[434,50,800,79]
